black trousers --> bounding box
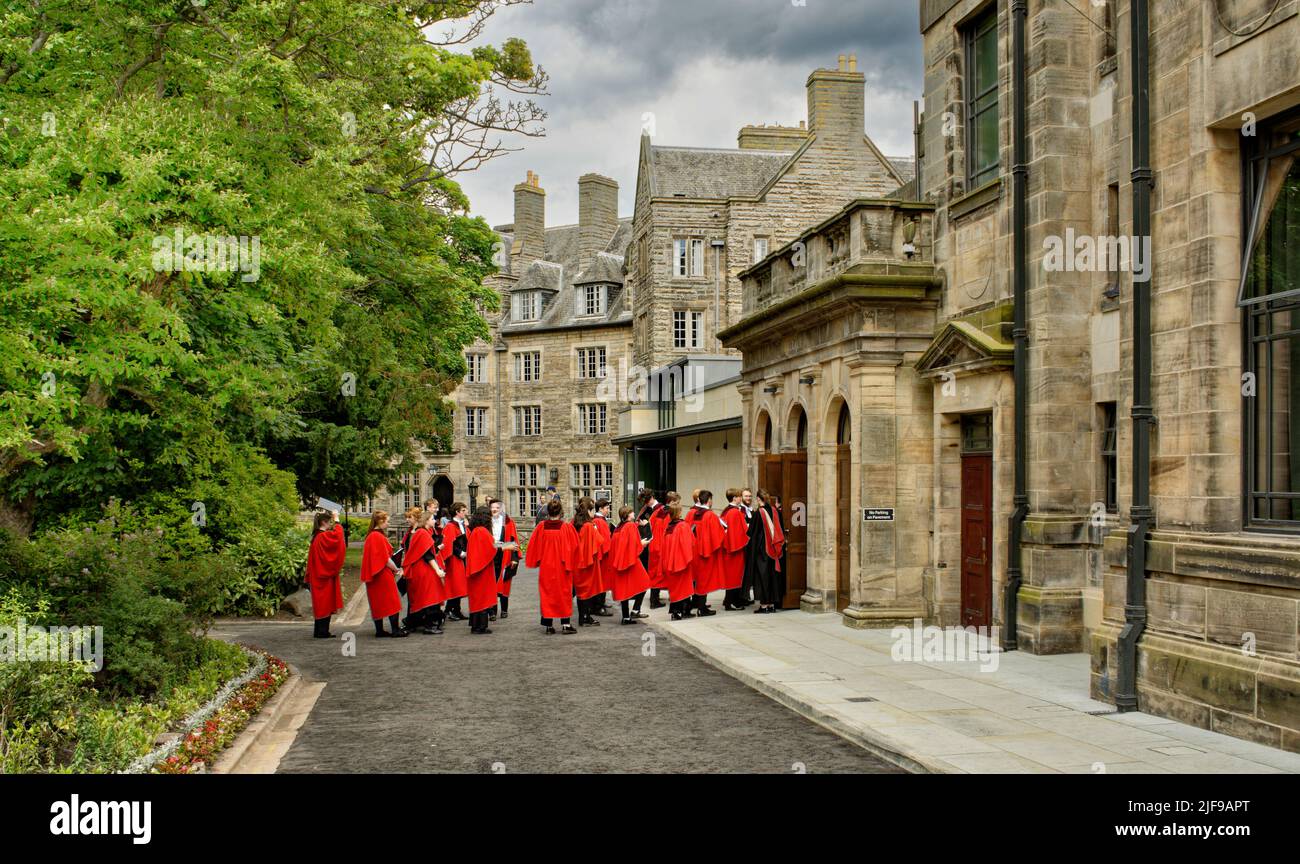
[469,610,490,632]
[723,587,746,607]
[313,616,332,637]
[373,614,401,635]
[669,599,691,616]
[497,594,510,615]
[540,617,572,627]
[446,597,464,616]
[632,591,645,611]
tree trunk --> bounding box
[0,494,35,539]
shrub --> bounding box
[0,503,231,699]
[213,526,310,617]
[0,589,95,773]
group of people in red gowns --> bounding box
[304,484,790,640]
[307,497,521,640]
[634,486,788,620]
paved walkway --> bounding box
[655,604,1300,774]
[211,569,902,774]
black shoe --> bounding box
[631,611,649,619]
[621,617,634,625]
[595,608,614,617]
[724,604,741,611]
[587,619,601,626]
[501,611,509,619]
[478,628,493,635]
[419,626,440,634]
[375,630,391,638]
[670,612,682,621]
[391,629,410,638]
[545,626,557,635]
[561,625,578,635]
[697,607,716,617]
[489,613,497,621]
[448,611,467,621]
[313,632,334,639]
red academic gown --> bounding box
[647,504,670,588]
[496,517,520,597]
[440,519,469,600]
[572,519,606,600]
[686,506,727,594]
[465,525,499,614]
[526,519,578,619]
[306,524,346,619]
[608,521,651,602]
[405,526,446,615]
[659,519,695,603]
[360,530,402,620]
[720,505,748,591]
[591,516,613,593]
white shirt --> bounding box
[491,514,505,541]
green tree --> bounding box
[0,0,546,534]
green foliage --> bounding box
[0,503,228,700]
[0,0,538,529]
[214,525,310,617]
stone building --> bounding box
[724,0,1300,751]
[619,55,916,500]
[378,171,634,534]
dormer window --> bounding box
[577,284,607,317]
[512,291,541,322]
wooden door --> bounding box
[836,444,851,611]
[782,452,807,609]
[960,453,993,628]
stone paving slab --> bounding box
[653,601,1300,775]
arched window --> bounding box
[795,408,807,451]
[837,403,851,445]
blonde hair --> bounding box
[367,510,389,534]
[666,491,680,505]
[668,502,683,520]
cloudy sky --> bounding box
[457,0,923,228]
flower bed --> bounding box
[125,647,290,774]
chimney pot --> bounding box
[837,54,846,71]
[849,55,857,72]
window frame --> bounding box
[963,4,1000,190]
[512,290,541,322]
[465,353,486,384]
[577,402,608,435]
[465,406,488,438]
[514,350,542,383]
[576,346,608,380]
[1241,108,1300,532]
[512,405,542,437]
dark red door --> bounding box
[960,453,993,628]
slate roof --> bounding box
[647,145,791,199]
[495,216,633,334]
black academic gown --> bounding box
[746,505,779,606]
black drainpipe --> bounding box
[1003,0,1029,651]
[1117,0,1153,711]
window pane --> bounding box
[1246,156,1299,302]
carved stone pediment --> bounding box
[915,320,1013,379]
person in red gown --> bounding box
[571,498,606,627]
[589,499,616,617]
[526,499,579,634]
[305,511,347,638]
[464,506,500,635]
[685,490,724,617]
[646,491,675,608]
[440,503,470,622]
[488,498,520,620]
[404,510,448,634]
[720,489,751,611]
[360,510,408,638]
[608,506,652,624]
[656,502,696,620]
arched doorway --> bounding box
[834,402,852,611]
[431,475,454,514]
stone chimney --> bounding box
[806,55,865,149]
[737,122,809,152]
[578,173,619,273]
[511,171,546,271]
